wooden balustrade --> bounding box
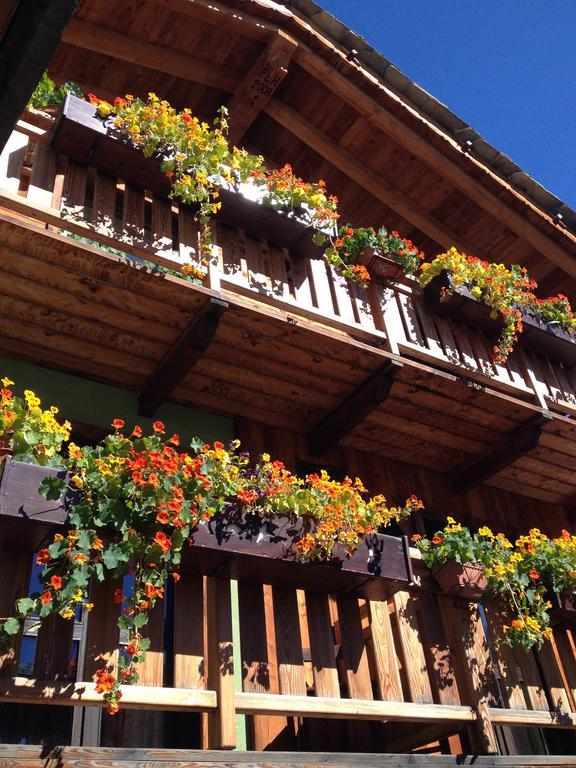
[1,120,575,419]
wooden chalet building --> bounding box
[1,0,576,765]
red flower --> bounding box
[113,588,124,604]
[112,418,124,430]
[156,508,170,525]
[40,590,52,605]
[529,569,540,580]
[153,421,165,433]
[50,575,63,590]
[36,549,51,566]
[168,434,180,446]
[172,572,181,583]
[431,536,444,545]
[131,425,142,438]
[95,668,116,694]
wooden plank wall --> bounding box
[1,130,576,416]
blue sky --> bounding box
[319,1,576,210]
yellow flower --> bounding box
[60,607,75,620]
[73,589,84,602]
[54,533,64,542]
[70,474,84,490]
[1,377,14,386]
[478,526,494,539]
[446,516,456,524]
[84,603,94,612]
[511,619,525,631]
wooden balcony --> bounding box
[1,470,576,755]
[1,117,576,507]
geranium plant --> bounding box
[0,384,422,713]
[0,378,71,466]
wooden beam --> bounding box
[264,98,488,259]
[308,360,401,456]
[61,19,240,93]
[0,0,78,154]
[487,706,576,729]
[452,413,553,495]
[0,676,217,711]
[138,297,228,417]
[235,691,475,722]
[227,31,297,146]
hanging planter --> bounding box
[357,247,414,285]
[547,590,576,628]
[432,560,488,600]
[518,311,576,368]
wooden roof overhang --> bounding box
[43,0,576,301]
[1,211,576,511]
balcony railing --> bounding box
[1,115,575,420]
[1,466,576,753]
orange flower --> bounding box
[112,418,124,430]
[411,534,422,542]
[152,421,165,433]
[73,553,88,564]
[168,434,180,446]
[92,538,104,550]
[154,530,171,553]
[529,569,540,580]
[431,536,444,545]
[95,668,116,694]
[172,572,181,583]
[50,575,63,590]
[113,588,124,604]
[40,590,52,605]
[131,425,142,438]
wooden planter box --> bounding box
[357,248,415,286]
[0,459,412,599]
[424,270,576,366]
[423,271,504,338]
[432,561,487,600]
[50,95,326,259]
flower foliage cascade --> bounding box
[419,248,576,363]
[0,377,70,465]
[0,390,421,713]
[413,519,576,651]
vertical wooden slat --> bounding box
[0,549,31,676]
[33,615,74,680]
[392,590,433,704]
[206,575,236,749]
[485,608,527,710]
[337,594,373,700]
[272,586,306,696]
[27,141,57,207]
[60,162,87,221]
[178,205,199,267]
[536,634,573,714]
[83,579,120,680]
[151,196,174,261]
[91,172,118,239]
[305,591,339,697]
[173,572,205,690]
[121,183,145,247]
[417,591,461,705]
[441,600,499,754]
[308,258,336,318]
[368,598,403,702]
[554,628,576,710]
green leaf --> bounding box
[2,617,21,635]
[133,612,149,628]
[16,597,36,616]
[39,476,66,501]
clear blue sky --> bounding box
[319,1,576,210]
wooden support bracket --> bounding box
[452,412,553,495]
[307,359,401,456]
[138,297,228,417]
[227,31,297,146]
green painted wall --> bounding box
[0,357,234,444]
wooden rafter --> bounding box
[138,297,228,417]
[0,0,78,154]
[166,0,576,277]
[264,99,485,259]
[307,360,401,457]
[227,30,297,146]
[452,413,553,495]
[61,19,240,93]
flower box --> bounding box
[424,270,576,366]
[357,247,414,286]
[423,271,504,338]
[547,590,576,628]
[518,312,576,368]
[432,560,487,600]
[50,95,326,259]
[0,460,412,599]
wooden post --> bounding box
[206,574,236,749]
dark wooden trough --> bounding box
[50,95,326,259]
[424,270,576,366]
[0,459,412,599]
